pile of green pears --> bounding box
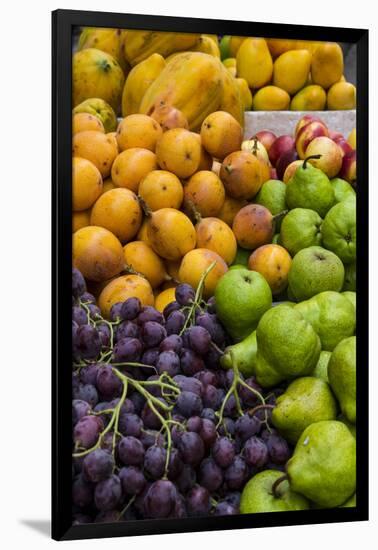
[214,156,357,513]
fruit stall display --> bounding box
[71,29,357,525]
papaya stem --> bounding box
[272,474,289,499]
[137,195,153,217]
[303,154,322,169]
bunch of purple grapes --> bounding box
[71,268,292,525]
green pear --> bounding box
[288,246,345,301]
[343,262,356,291]
[272,233,280,244]
[255,179,287,230]
[240,470,309,513]
[286,157,335,217]
[280,208,322,256]
[295,291,355,351]
[232,247,250,267]
[321,198,356,264]
[328,336,356,423]
[312,351,331,383]
[342,291,356,312]
[255,305,321,387]
[287,420,356,507]
[221,330,257,377]
[338,415,356,438]
[340,494,356,507]
[331,178,356,204]
[272,377,337,443]
[215,269,272,342]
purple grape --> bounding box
[176,464,196,494]
[118,436,145,466]
[110,302,124,321]
[180,348,205,376]
[202,384,222,409]
[80,363,100,386]
[199,418,217,448]
[138,306,164,325]
[201,408,217,423]
[94,510,120,523]
[176,391,203,418]
[194,370,219,387]
[75,325,101,359]
[100,431,115,453]
[203,346,223,369]
[112,337,142,363]
[72,475,93,508]
[212,437,235,468]
[156,351,180,376]
[128,392,145,415]
[72,268,86,298]
[116,320,140,341]
[199,458,223,492]
[72,400,91,425]
[87,304,101,320]
[224,491,241,507]
[142,321,167,347]
[159,334,183,354]
[74,415,104,449]
[187,326,211,356]
[140,429,165,449]
[171,424,185,446]
[243,436,269,468]
[266,434,291,464]
[163,300,180,319]
[119,466,146,495]
[186,485,210,517]
[143,480,178,519]
[141,348,160,368]
[218,417,235,438]
[82,449,114,483]
[80,291,96,304]
[214,501,238,516]
[144,445,166,479]
[97,323,111,347]
[94,474,122,511]
[141,400,165,430]
[173,375,203,396]
[186,416,202,433]
[179,431,204,466]
[238,377,262,407]
[175,283,195,306]
[167,447,184,480]
[206,296,216,314]
[73,383,99,407]
[171,494,187,518]
[196,313,225,346]
[166,310,185,335]
[121,297,142,320]
[96,365,122,400]
[224,455,249,490]
[118,413,143,438]
[72,306,88,326]
[235,414,261,442]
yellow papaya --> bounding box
[219,65,244,125]
[78,27,129,73]
[121,53,166,117]
[235,78,253,111]
[236,38,273,89]
[72,48,125,111]
[123,30,200,66]
[311,42,344,89]
[192,35,221,57]
[229,36,246,57]
[139,52,224,131]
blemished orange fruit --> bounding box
[116,114,163,152]
[195,217,237,265]
[72,157,103,211]
[111,148,157,193]
[101,178,116,194]
[98,274,154,318]
[73,112,105,134]
[183,170,225,217]
[232,204,275,250]
[123,240,169,288]
[156,128,201,178]
[138,170,184,211]
[72,209,91,232]
[73,225,124,282]
[90,188,142,243]
[147,208,196,261]
[178,248,228,299]
[193,133,213,171]
[72,130,118,178]
[137,219,153,246]
[217,195,247,226]
[154,287,177,313]
[150,105,189,132]
[200,111,243,160]
[220,150,270,200]
[248,244,292,295]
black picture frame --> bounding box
[52,9,369,541]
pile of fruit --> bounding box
[72,28,355,120]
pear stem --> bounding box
[303,154,322,170]
[272,210,289,224]
[272,474,289,499]
[248,403,274,417]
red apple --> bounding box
[270,167,278,180]
[251,130,277,153]
[335,138,354,157]
[339,150,357,187]
[305,136,343,178]
[295,121,329,159]
[295,115,325,137]
[276,149,299,180]
[268,135,295,167]
[329,130,344,141]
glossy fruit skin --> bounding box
[311,42,344,90]
[73,97,117,133]
[72,157,103,212]
[111,148,157,193]
[73,112,105,134]
[217,196,247,227]
[90,188,142,243]
[123,240,168,288]
[154,287,176,313]
[232,204,275,250]
[178,248,228,299]
[248,244,292,295]
[273,50,312,95]
[295,121,329,160]
[155,128,201,179]
[139,170,183,212]
[72,131,118,178]
[305,137,343,179]
[116,114,163,153]
[184,171,225,217]
[147,208,196,261]
[73,226,124,282]
[290,85,327,111]
[327,82,356,110]
[98,274,154,318]
[252,86,290,111]
[236,38,273,89]
[123,30,200,66]
[200,111,243,160]
[220,151,270,200]
[195,217,237,265]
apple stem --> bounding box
[272,474,289,498]
[252,137,259,156]
[303,154,322,170]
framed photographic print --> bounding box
[52,9,368,541]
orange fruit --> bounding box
[116,114,163,152]
[98,274,154,318]
[123,240,169,289]
[138,170,184,211]
[217,195,247,226]
[156,128,201,178]
[248,244,292,295]
[200,111,243,160]
[154,287,176,312]
[72,130,118,178]
[72,112,105,134]
[183,170,225,217]
[147,208,196,261]
[178,249,228,299]
[195,217,237,265]
[232,204,275,250]
[220,150,270,200]
[72,157,103,211]
[111,148,157,193]
[72,209,91,232]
